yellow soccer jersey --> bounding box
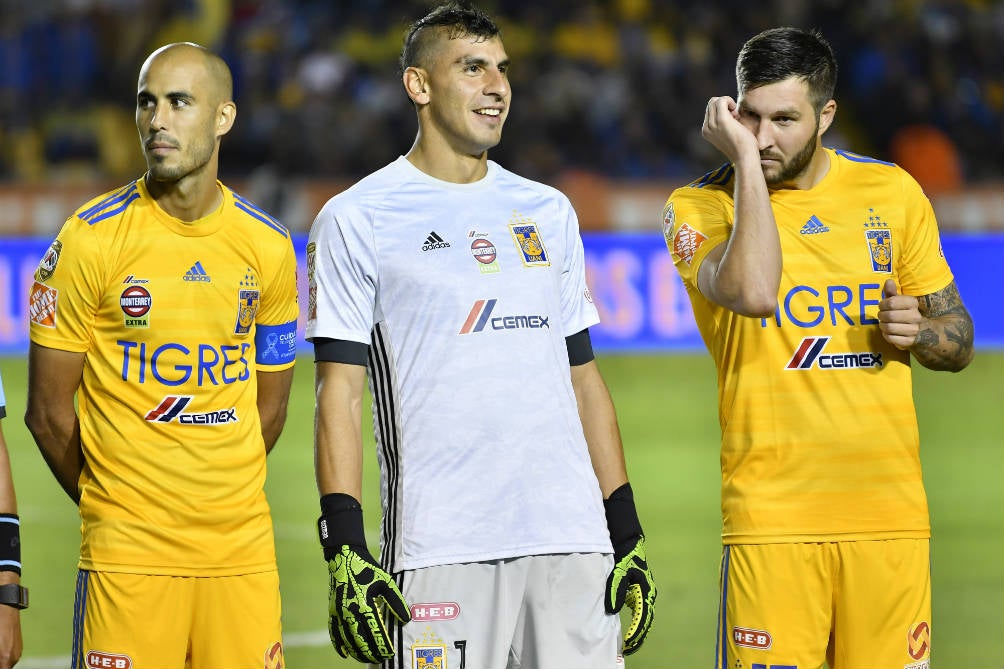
[664,148,953,544]
[29,177,298,575]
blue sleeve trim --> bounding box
[834,149,895,166]
[79,182,136,221]
[85,193,141,225]
[694,163,733,188]
[233,194,289,238]
[255,321,297,365]
[79,182,140,225]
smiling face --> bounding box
[135,45,234,184]
[737,76,834,187]
[412,31,510,157]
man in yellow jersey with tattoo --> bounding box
[664,27,973,669]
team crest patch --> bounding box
[29,281,58,328]
[412,628,448,669]
[907,621,931,661]
[662,202,675,244]
[263,640,284,669]
[306,241,317,321]
[35,240,62,282]
[865,229,893,273]
[235,289,260,335]
[413,645,445,669]
[672,222,708,266]
[509,215,549,266]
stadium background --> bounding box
[0,0,1001,666]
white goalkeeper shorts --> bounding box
[379,552,622,669]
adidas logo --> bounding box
[422,231,451,252]
[183,261,212,282]
[799,215,830,235]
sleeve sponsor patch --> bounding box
[29,281,57,327]
[661,202,675,245]
[672,222,708,266]
[306,241,317,321]
[35,240,62,282]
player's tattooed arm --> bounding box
[911,281,974,372]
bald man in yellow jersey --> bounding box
[25,43,297,668]
[663,28,973,669]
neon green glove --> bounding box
[604,483,656,655]
[319,494,411,663]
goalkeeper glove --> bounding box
[318,493,411,663]
[603,482,656,656]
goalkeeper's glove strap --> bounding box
[318,493,367,561]
[603,482,644,557]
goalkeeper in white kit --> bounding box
[305,2,657,667]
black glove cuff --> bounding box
[603,482,644,556]
[318,493,366,561]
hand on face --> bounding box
[702,96,759,164]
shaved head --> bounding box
[400,2,500,72]
[140,42,233,105]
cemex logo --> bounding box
[145,396,238,425]
[459,298,549,334]
[786,336,883,370]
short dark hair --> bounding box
[736,27,837,113]
[399,2,500,73]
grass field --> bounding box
[1,351,1001,668]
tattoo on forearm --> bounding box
[914,329,939,348]
[911,282,974,371]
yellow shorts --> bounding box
[715,540,931,669]
[71,570,284,669]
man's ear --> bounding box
[217,100,236,138]
[818,99,836,136]
[403,67,430,106]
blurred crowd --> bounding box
[0,0,1001,191]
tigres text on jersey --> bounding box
[29,177,298,575]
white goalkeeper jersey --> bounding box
[307,157,612,572]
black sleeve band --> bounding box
[318,493,367,560]
[0,515,21,575]
[312,337,369,365]
[603,483,643,555]
[566,329,595,366]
